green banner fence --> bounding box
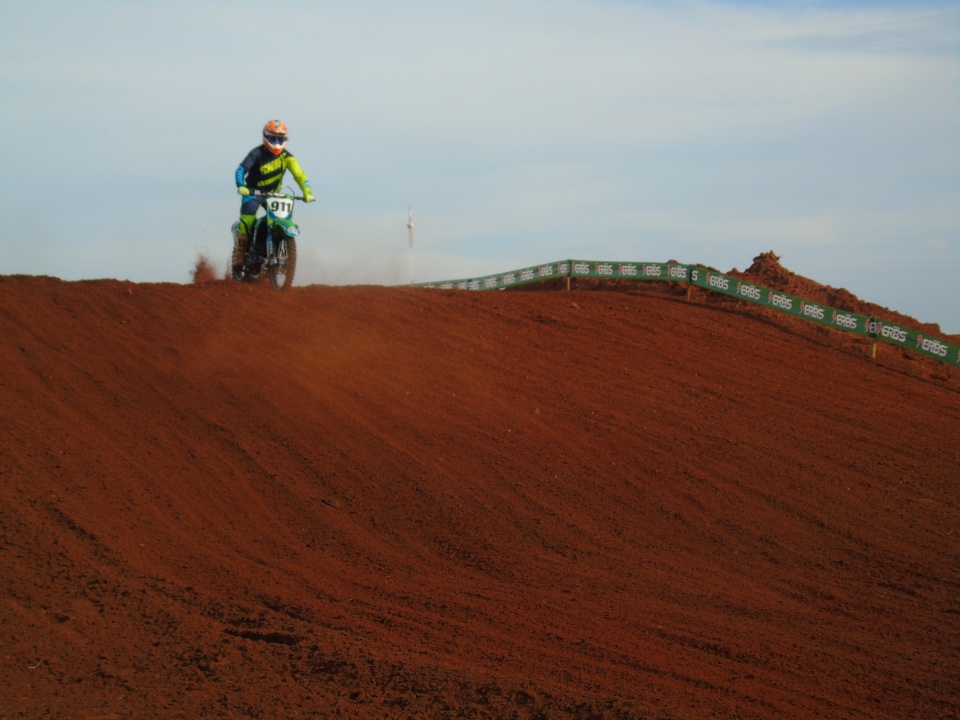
[414,260,959,366]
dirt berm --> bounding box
[1,260,958,719]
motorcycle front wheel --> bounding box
[270,237,297,291]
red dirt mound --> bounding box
[1,271,958,720]
[733,250,957,342]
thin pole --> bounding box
[407,207,415,284]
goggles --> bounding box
[264,133,287,145]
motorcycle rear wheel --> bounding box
[270,237,297,291]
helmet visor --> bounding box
[265,133,287,146]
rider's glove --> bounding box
[237,186,250,197]
[304,192,316,203]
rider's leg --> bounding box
[233,199,260,271]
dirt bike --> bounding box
[231,188,305,291]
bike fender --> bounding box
[277,219,300,237]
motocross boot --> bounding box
[232,232,249,273]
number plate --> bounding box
[266,197,294,219]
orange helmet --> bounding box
[262,119,288,156]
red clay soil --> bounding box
[1,260,958,720]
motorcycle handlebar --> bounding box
[250,190,306,201]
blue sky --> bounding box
[3,0,958,333]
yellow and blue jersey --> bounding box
[236,146,311,195]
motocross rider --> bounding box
[233,119,315,273]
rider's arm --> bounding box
[284,156,313,198]
[236,147,260,189]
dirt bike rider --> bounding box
[233,120,315,273]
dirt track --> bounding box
[1,266,958,719]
